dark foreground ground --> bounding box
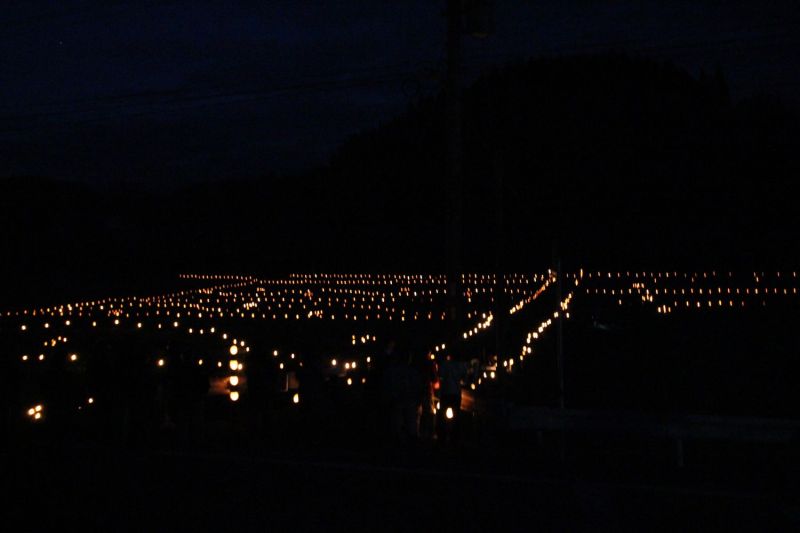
[4,276,800,531]
[5,444,798,532]
[5,402,800,533]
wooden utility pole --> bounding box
[445,0,463,340]
[493,148,505,359]
[444,1,492,348]
[554,249,565,409]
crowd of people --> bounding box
[5,328,480,451]
[367,337,473,446]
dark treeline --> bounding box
[2,54,799,306]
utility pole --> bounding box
[554,243,566,463]
[554,247,565,409]
[445,0,493,349]
[493,148,505,360]
[445,0,463,343]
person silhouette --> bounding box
[436,352,467,443]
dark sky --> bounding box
[1,0,798,188]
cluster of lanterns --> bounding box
[510,275,554,314]
[9,278,261,415]
[584,271,799,314]
[7,270,566,401]
[175,273,547,323]
[461,313,494,340]
[498,290,576,376]
[228,342,245,402]
[26,404,44,421]
[27,269,788,419]
[352,334,377,345]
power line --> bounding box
[0,68,425,136]
[2,18,798,135]
[7,27,797,124]
[0,60,420,116]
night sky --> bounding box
[2,0,798,188]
